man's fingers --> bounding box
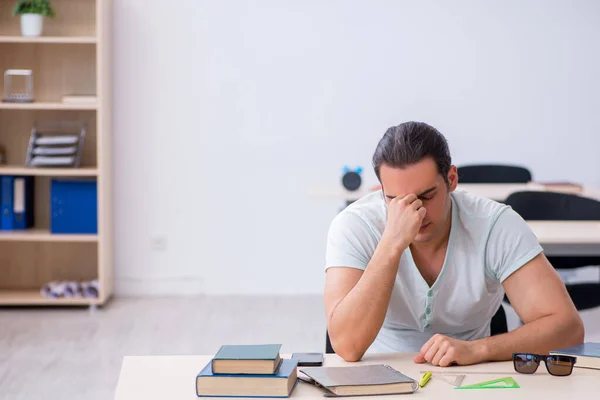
[431,341,449,366]
[411,199,423,210]
[423,336,442,363]
[424,344,441,363]
[400,193,418,205]
[416,335,458,366]
[418,207,427,218]
[413,353,426,364]
[438,348,457,367]
[419,336,436,356]
[420,334,443,363]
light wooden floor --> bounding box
[1,296,599,400]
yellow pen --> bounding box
[419,371,432,388]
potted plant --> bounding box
[13,0,55,37]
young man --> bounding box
[324,121,584,366]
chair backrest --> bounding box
[457,164,532,183]
[325,330,334,354]
[490,304,508,335]
[504,191,600,220]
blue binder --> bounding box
[0,176,34,230]
[51,179,97,234]
[0,176,13,230]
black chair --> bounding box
[326,329,334,354]
[504,191,600,311]
[490,304,508,336]
[505,191,600,220]
[325,305,508,354]
[457,164,532,184]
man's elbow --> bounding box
[557,311,585,347]
[569,314,585,345]
[336,347,364,362]
[329,335,365,362]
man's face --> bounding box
[380,157,458,243]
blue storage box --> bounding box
[51,179,97,234]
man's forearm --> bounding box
[475,312,584,362]
[329,239,404,361]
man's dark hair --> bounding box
[372,121,452,184]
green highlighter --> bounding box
[455,376,520,389]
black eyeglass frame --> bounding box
[512,353,577,376]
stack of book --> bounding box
[196,344,298,398]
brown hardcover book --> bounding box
[211,344,282,374]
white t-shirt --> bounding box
[325,190,543,353]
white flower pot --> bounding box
[20,14,44,37]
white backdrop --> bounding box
[113,0,600,295]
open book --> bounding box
[299,364,419,396]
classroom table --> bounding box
[529,221,600,256]
[114,352,599,399]
[457,183,600,202]
[457,183,545,201]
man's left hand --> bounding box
[413,334,487,367]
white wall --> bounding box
[113,0,600,296]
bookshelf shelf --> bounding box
[0,290,100,306]
[0,36,97,44]
[0,0,113,307]
[0,102,97,110]
[0,166,98,176]
[0,0,97,38]
[0,229,98,242]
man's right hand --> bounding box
[381,194,426,250]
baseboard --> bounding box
[115,276,205,296]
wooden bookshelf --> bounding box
[0,0,112,306]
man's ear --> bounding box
[447,165,458,192]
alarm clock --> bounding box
[341,166,362,191]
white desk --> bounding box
[530,221,600,256]
[457,183,545,201]
[114,352,599,399]
[458,183,600,202]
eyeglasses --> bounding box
[512,353,577,376]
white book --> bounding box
[33,146,77,155]
[36,136,79,145]
[31,156,75,166]
[62,95,97,104]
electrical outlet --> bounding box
[150,235,168,251]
